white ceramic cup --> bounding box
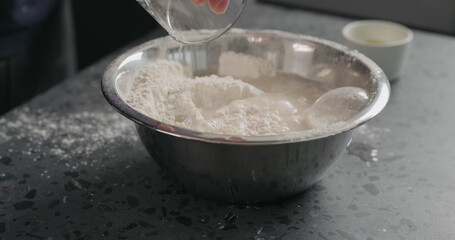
[342,20,413,81]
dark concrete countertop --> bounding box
[1,1,455,239]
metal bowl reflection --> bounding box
[102,29,390,203]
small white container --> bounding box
[342,20,413,81]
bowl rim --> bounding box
[101,28,391,145]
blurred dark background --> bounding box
[0,0,163,115]
[71,1,160,70]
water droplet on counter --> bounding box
[347,142,379,163]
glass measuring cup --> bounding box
[137,0,246,44]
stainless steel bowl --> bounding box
[102,29,390,203]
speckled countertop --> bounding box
[1,1,455,240]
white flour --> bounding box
[124,52,369,136]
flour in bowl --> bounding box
[124,52,369,136]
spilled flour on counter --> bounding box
[124,52,369,136]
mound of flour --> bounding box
[125,59,290,135]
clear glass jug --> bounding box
[137,0,246,44]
